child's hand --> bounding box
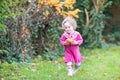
[64,41,70,45]
[71,40,77,45]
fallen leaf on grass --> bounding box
[31,69,36,72]
[99,66,105,70]
[118,76,120,80]
[118,64,120,68]
[31,63,38,66]
[103,72,107,76]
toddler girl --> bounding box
[60,16,83,76]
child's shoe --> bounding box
[66,62,73,76]
[68,70,73,76]
[72,63,81,74]
[72,68,79,74]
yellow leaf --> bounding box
[74,9,81,13]
[38,0,42,3]
[63,0,76,9]
[49,0,60,6]
[55,3,63,13]
[73,15,79,18]
[66,10,80,18]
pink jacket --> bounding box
[60,31,83,63]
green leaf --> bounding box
[0,23,6,30]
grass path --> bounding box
[0,46,120,80]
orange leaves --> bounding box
[55,3,63,13]
[38,0,42,3]
[63,0,76,9]
[61,9,81,18]
[38,0,60,7]
[37,0,81,18]
[49,0,60,7]
[66,9,81,18]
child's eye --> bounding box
[67,26,70,28]
[64,26,71,29]
[65,27,67,29]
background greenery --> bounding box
[0,0,120,79]
[0,0,120,62]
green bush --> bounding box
[75,0,113,48]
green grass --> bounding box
[0,46,120,80]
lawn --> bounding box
[0,46,120,80]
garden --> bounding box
[0,0,120,80]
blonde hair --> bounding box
[62,16,77,30]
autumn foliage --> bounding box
[0,0,119,62]
[37,0,80,18]
[0,0,81,62]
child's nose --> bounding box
[66,29,69,31]
[66,28,70,30]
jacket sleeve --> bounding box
[60,34,66,46]
[75,33,83,46]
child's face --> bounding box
[63,22,74,33]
